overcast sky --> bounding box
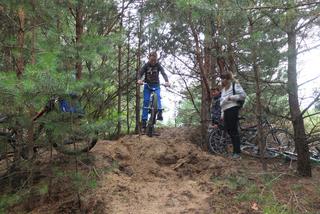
[158,44,320,124]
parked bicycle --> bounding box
[0,94,98,175]
[278,138,320,163]
[208,117,295,158]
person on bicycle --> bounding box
[210,86,222,128]
[220,71,246,159]
[137,52,170,132]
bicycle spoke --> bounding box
[265,129,295,153]
[208,129,228,154]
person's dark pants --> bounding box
[224,106,240,154]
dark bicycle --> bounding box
[208,117,295,158]
[0,94,97,175]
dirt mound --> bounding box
[86,127,239,213]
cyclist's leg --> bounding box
[142,84,151,123]
[154,85,163,120]
[155,85,161,110]
[224,107,241,155]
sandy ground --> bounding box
[8,127,320,214]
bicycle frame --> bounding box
[143,83,159,137]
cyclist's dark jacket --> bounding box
[139,62,169,84]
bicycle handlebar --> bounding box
[139,82,170,90]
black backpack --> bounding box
[232,82,245,108]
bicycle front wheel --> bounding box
[147,93,158,137]
[265,129,295,153]
[208,128,228,154]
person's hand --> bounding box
[137,79,143,85]
[164,82,170,87]
[211,124,218,129]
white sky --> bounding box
[297,46,320,108]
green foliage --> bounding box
[37,182,49,196]
[70,171,98,192]
[53,167,98,193]
[0,192,24,213]
[176,89,201,126]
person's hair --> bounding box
[220,72,233,81]
[221,71,237,89]
[148,51,157,58]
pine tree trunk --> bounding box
[31,26,36,65]
[75,3,83,80]
[201,27,213,150]
[135,15,143,134]
[17,6,25,77]
[249,17,267,170]
[31,0,36,65]
[117,17,123,137]
[287,27,311,177]
[126,17,131,134]
[189,11,211,148]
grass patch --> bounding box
[234,173,300,214]
[211,174,252,192]
[0,193,24,213]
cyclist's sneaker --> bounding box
[141,128,146,135]
[142,120,147,129]
[231,153,241,159]
[157,111,163,121]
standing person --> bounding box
[137,52,170,132]
[220,72,246,159]
[210,86,222,128]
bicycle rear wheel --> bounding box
[308,142,320,163]
[147,93,158,137]
[208,128,229,154]
[53,129,97,156]
[48,117,97,155]
[265,129,295,153]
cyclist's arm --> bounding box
[159,65,169,83]
[138,64,148,81]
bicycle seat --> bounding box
[240,125,257,131]
[144,83,158,91]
